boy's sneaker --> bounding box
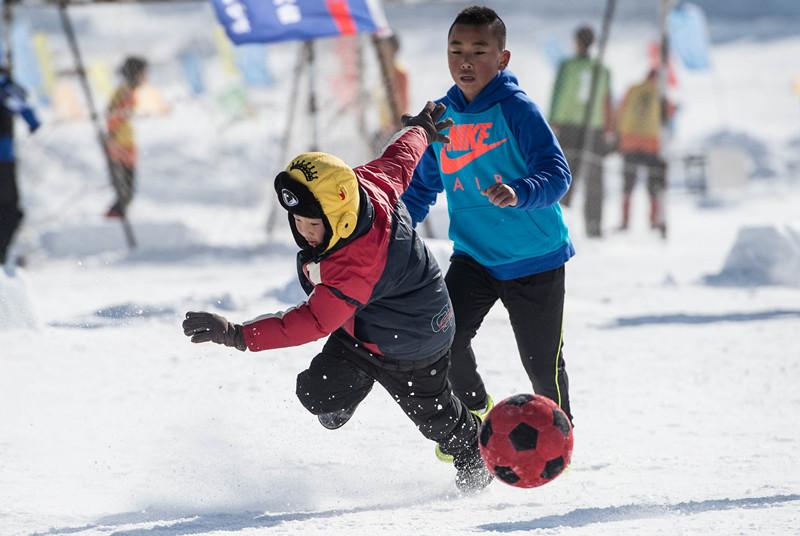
[471,394,494,421]
[435,443,455,463]
[104,205,124,219]
[453,444,493,493]
[435,394,494,463]
[317,405,357,430]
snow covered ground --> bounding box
[2,1,800,535]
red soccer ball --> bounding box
[479,393,574,488]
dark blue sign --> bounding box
[211,0,387,45]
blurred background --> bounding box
[2,0,799,262]
[2,3,799,534]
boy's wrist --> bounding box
[510,181,529,208]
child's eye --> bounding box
[449,50,462,55]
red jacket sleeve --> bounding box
[356,126,429,200]
[241,285,357,352]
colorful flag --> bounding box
[668,3,711,70]
[648,41,678,87]
[214,26,240,76]
[11,23,45,103]
[179,50,206,96]
[542,36,568,69]
[88,60,113,101]
[33,33,56,101]
[234,45,274,86]
[210,0,388,45]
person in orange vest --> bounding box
[105,56,147,219]
[615,69,674,238]
[373,34,410,153]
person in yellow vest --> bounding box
[615,69,674,238]
[105,56,147,218]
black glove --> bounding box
[401,101,454,144]
[182,311,246,351]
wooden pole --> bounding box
[371,33,436,237]
[574,0,616,184]
[654,0,674,237]
[3,0,12,69]
[266,41,306,237]
[658,0,673,150]
[58,0,137,248]
[372,34,401,130]
[306,40,319,152]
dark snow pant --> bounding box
[621,152,667,230]
[296,333,480,456]
[623,152,667,196]
[109,160,135,215]
[445,256,572,422]
[0,161,23,264]
[557,125,606,237]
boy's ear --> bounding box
[499,50,511,70]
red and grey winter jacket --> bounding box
[242,127,454,362]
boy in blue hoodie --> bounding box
[403,6,575,460]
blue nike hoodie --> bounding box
[403,70,575,280]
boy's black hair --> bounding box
[387,34,401,54]
[448,5,506,50]
[575,25,595,50]
[120,56,148,86]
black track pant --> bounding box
[0,161,23,264]
[109,160,135,214]
[296,333,480,456]
[445,256,572,422]
[622,152,667,195]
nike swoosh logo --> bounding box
[440,138,508,174]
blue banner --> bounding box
[235,45,274,86]
[179,50,206,96]
[669,3,711,70]
[11,22,46,105]
[210,0,388,45]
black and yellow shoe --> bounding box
[470,394,495,421]
[454,443,493,493]
[435,394,494,463]
[317,405,357,430]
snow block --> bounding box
[705,146,749,195]
[0,267,40,330]
[39,221,195,258]
[705,223,800,287]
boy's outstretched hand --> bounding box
[401,101,454,144]
[182,311,247,351]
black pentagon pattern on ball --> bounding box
[541,456,565,480]
[509,422,539,451]
[505,393,534,406]
[494,465,520,484]
[480,419,493,448]
[552,408,571,436]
